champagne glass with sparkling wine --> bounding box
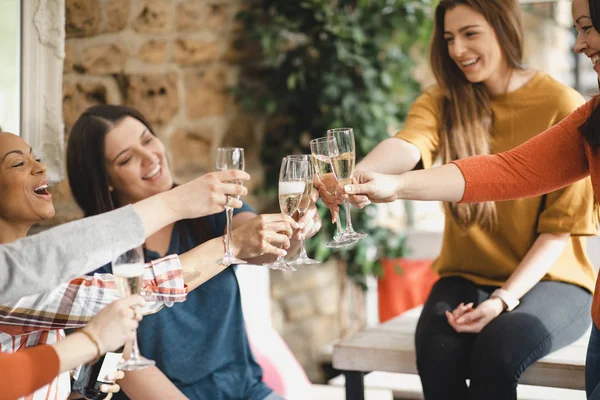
[327,128,367,241]
[310,137,358,248]
[287,155,320,266]
[215,147,247,266]
[264,157,308,271]
[112,247,155,371]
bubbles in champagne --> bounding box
[331,151,355,185]
[279,181,305,194]
[279,181,305,216]
[297,180,314,213]
[113,263,144,277]
[113,263,144,297]
[311,154,333,176]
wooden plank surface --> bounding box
[333,307,589,390]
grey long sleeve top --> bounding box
[0,205,145,303]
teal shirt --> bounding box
[109,204,272,400]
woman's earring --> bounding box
[109,186,114,192]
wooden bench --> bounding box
[287,384,393,400]
[332,306,590,400]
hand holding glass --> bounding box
[327,128,367,241]
[287,155,320,266]
[309,137,358,248]
[215,147,247,266]
[112,247,155,371]
[264,157,308,271]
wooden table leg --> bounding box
[344,370,365,400]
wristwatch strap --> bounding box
[490,288,520,311]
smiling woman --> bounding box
[345,1,598,399]
[0,133,55,233]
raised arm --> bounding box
[0,170,249,304]
[356,138,422,174]
[0,256,185,334]
[0,295,143,400]
[346,102,593,204]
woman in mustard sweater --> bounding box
[327,0,597,399]
[344,0,600,397]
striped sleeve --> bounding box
[0,255,187,334]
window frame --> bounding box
[20,0,65,183]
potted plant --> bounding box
[236,0,435,333]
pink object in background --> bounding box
[246,325,312,397]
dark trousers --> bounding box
[415,276,592,400]
[586,325,600,399]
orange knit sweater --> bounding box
[453,97,600,327]
[0,345,59,400]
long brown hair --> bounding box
[67,105,213,244]
[430,0,524,230]
[580,0,600,146]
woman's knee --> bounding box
[468,346,521,385]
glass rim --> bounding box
[309,136,335,144]
[327,127,353,133]
[285,154,310,159]
[282,157,307,165]
[216,147,245,151]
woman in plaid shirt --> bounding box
[0,131,188,399]
[0,131,279,399]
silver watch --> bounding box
[490,289,520,311]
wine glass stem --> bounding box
[224,206,234,257]
[129,334,142,360]
[334,210,344,236]
[297,210,307,259]
[343,199,355,233]
[298,237,308,259]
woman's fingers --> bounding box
[263,221,295,238]
[349,194,371,208]
[213,169,251,183]
[218,182,248,197]
[100,383,121,394]
[263,231,292,249]
[451,302,473,321]
[456,307,482,325]
[261,241,288,257]
[114,370,125,380]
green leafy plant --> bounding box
[237,0,433,290]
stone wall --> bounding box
[54,0,263,224]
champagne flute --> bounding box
[264,157,308,271]
[309,137,358,248]
[287,155,321,266]
[112,247,155,371]
[215,147,247,266]
[327,128,367,241]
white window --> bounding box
[0,0,65,183]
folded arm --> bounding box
[0,255,186,334]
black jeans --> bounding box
[586,324,600,399]
[415,276,592,400]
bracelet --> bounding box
[80,328,103,363]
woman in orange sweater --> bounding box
[344,0,600,397]
[324,0,596,399]
[0,295,143,400]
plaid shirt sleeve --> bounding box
[0,254,187,335]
